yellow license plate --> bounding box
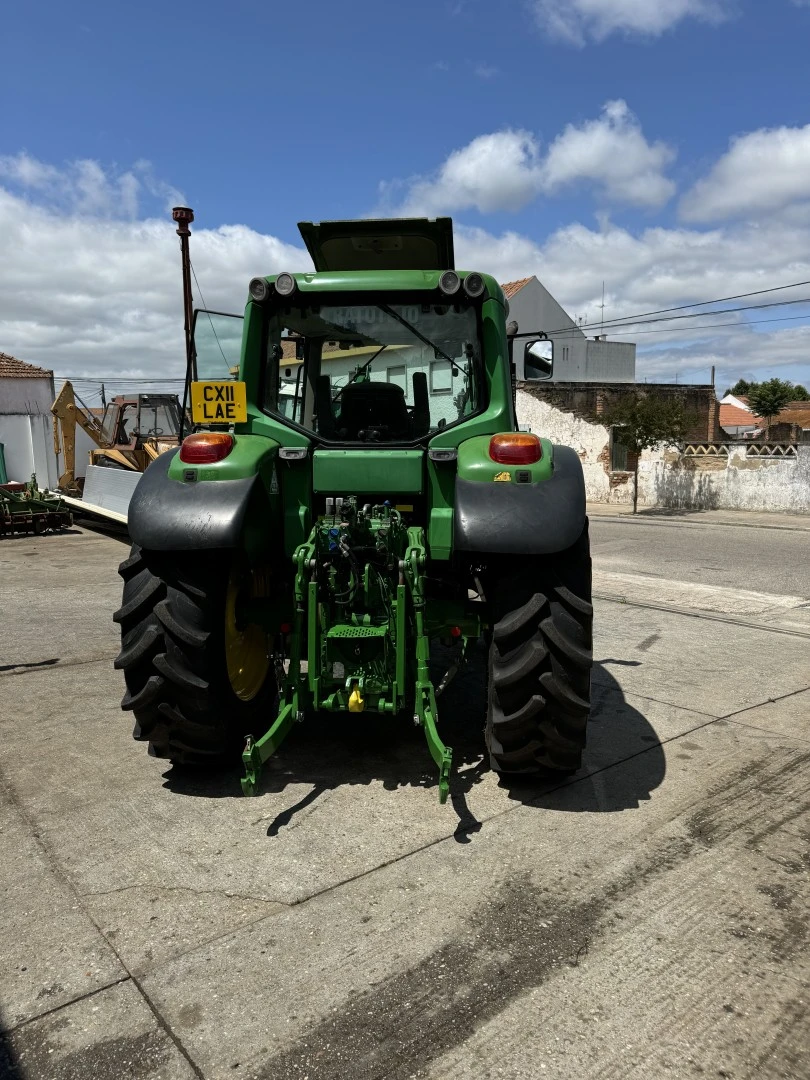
[190,381,247,425]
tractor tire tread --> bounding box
[113,574,164,629]
[155,598,209,648]
[121,674,165,714]
[486,525,592,777]
[114,624,162,671]
[153,651,210,695]
[492,593,545,646]
[490,633,547,689]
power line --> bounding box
[585,295,810,333]
[65,378,186,385]
[615,312,810,337]
[569,277,810,334]
[537,294,810,338]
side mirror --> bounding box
[524,338,553,381]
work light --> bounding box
[463,273,485,299]
[439,270,461,296]
[249,277,270,302]
[275,273,296,296]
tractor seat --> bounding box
[336,381,410,440]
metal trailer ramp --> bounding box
[56,464,142,526]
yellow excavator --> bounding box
[51,381,184,495]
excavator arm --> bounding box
[51,381,111,492]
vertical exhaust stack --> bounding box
[172,206,195,440]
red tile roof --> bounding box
[720,398,810,431]
[776,403,810,427]
[719,403,757,428]
[0,352,53,379]
[501,277,532,299]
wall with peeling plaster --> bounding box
[516,388,810,514]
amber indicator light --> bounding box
[488,433,542,465]
[179,432,235,464]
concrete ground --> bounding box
[1,515,808,1080]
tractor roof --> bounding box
[298,218,455,273]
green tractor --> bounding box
[114,218,592,802]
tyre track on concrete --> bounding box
[255,745,810,1080]
[594,593,810,640]
[421,747,810,1080]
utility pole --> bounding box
[600,281,605,337]
[172,206,195,439]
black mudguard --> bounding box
[454,444,586,556]
[128,449,260,551]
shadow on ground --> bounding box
[0,528,82,543]
[0,658,60,674]
[162,643,666,836]
[73,519,131,543]
[0,1010,22,1079]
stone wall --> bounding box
[516,387,810,514]
[518,380,721,441]
[644,447,810,513]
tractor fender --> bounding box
[453,444,586,556]
[128,449,261,551]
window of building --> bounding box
[429,360,453,395]
[610,426,629,471]
[387,366,407,392]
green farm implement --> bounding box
[0,476,72,537]
[114,215,592,801]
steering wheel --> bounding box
[357,425,391,442]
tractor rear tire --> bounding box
[485,523,593,776]
[114,546,276,765]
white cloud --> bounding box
[532,0,732,45]
[0,159,306,384]
[3,152,810,392]
[680,123,810,222]
[543,100,676,207]
[383,101,675,215]
[387,130,544,216]
[0,152,186,219]
[454,218,810,386]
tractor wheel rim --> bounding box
[225,566,270,702]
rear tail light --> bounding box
[489,433,542,465]
[179,432,234,464]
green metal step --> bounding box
[326,624,389,639]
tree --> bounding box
[729,378,752,397]
[747,379,794,434]
[602,393,695,513]
[725,377,808,403]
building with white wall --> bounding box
[504,277,636,383]
[0,354,58,487]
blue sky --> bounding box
[3,0,810,392]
